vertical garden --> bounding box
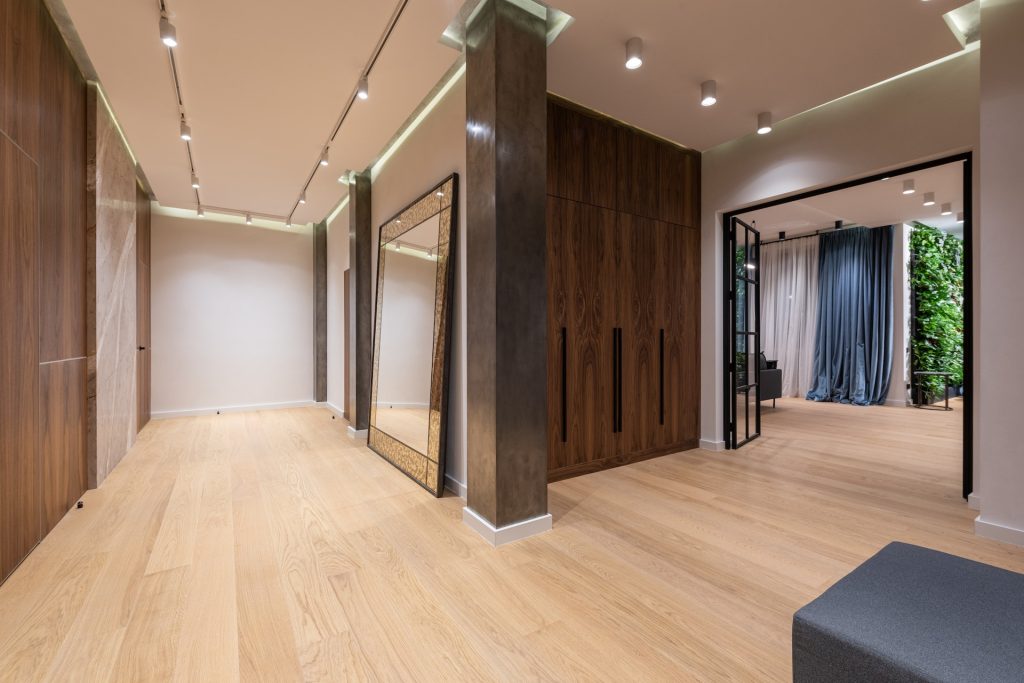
[910,223,964,402]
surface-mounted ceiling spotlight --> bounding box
[245,213,253,225]
[625,37,643,70]
[190,172,200,189]
[159,13,178,47]
[179,119,191,141]
[941,202,953,216]
[286,219,292,227]
[700,80,717,107]
[319,148,329,167]
[357,75,369,100]
[756,112,772,135]
[299,191,307,205]
[923,191,936,206]
[957,211,964,223]
[902,179,916,195]
[197,206,204,218]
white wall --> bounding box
[151,213,315,416]
[375,249,437,405]
[369,73,468,495]
[326,203,349,415]
[976,0,1024,546]
[700,48,980,475]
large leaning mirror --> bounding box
[368,174,458,496]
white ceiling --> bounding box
[736,162,965,238]
[62,0,970,225]
[548,0,967,151]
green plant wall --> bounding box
[909,223,964,401]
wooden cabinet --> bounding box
[547,97,701,481]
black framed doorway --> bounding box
[720,152,974,500]
[727,217,762,448]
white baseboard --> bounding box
[374,402,429,409]
[968,492,981,511]
[444,474,467,499]
[699,438,725,452]
[462,507,552,546]
[347,426,368,440]
[975,515,1024,547]
[152,400,314,419]
[322,401,349,420]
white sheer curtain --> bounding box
[761,236,819,397]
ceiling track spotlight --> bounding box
[625,37,643,70]
[299,191,307,205]
[197,206,204,218]
[923,191,936,207]
[159,12,178,47]
[756,112,772,135]
[941,202,953,216]
[245,213,253,225]
[700,80,717,107]
[902,179,916,195]
[179,118,191,141]
[957,211,965,224]
[357,75,369,100]
[190,172,200,189]
[319,148,329,167]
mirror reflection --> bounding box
[374,215,441,454]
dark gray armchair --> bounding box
[759,353,782,407]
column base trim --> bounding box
[462,507,552,546]
[975,515,1024,547]
[347,426,368,440]
[967,492,981,511]
[699,439,726,452]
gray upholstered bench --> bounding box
[793,542,1024,682]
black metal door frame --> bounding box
[727,217,761,448]
[719,152,974,500]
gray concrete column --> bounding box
[463,0,550,545]
[347,172,372,434]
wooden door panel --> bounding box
[136,184,151,431]
[1,135,41,581]
[39,359,86,532]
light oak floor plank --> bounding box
[0,399,1022,681]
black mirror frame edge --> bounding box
[367,173,459,497]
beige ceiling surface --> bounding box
[737,162,965,237]
[548,0,966,151]
[63,0,463,224]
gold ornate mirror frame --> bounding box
[368,174,458,496]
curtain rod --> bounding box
[760,221,890,246]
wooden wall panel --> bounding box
[39,360,86,532]
[547,97,701,481]
[38,13,87,363]
[0,135,42,581]
[0,0,43,160]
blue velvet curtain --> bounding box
[806,226,894,405]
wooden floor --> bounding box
[1,399,1022,681]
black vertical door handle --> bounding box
[560,327,567,443]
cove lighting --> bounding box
[625,37,643,70]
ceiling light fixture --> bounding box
[902,179,916,195]
[197,206,204,218]
[700,80,717,107]
[299,191,307,205]
[923,191,936,206]
[159,13,178,47]
[286,220,292,227]
[357,75,369,100]
[319,148,329,167]
[179,119,191,141]
[190,172,200,189]
[957,211,964,224]
[941,202,953,216]
[756,112,772,135]
[245,213,253,225]
[625,37,643,70]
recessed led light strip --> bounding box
[287,0,411,226]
